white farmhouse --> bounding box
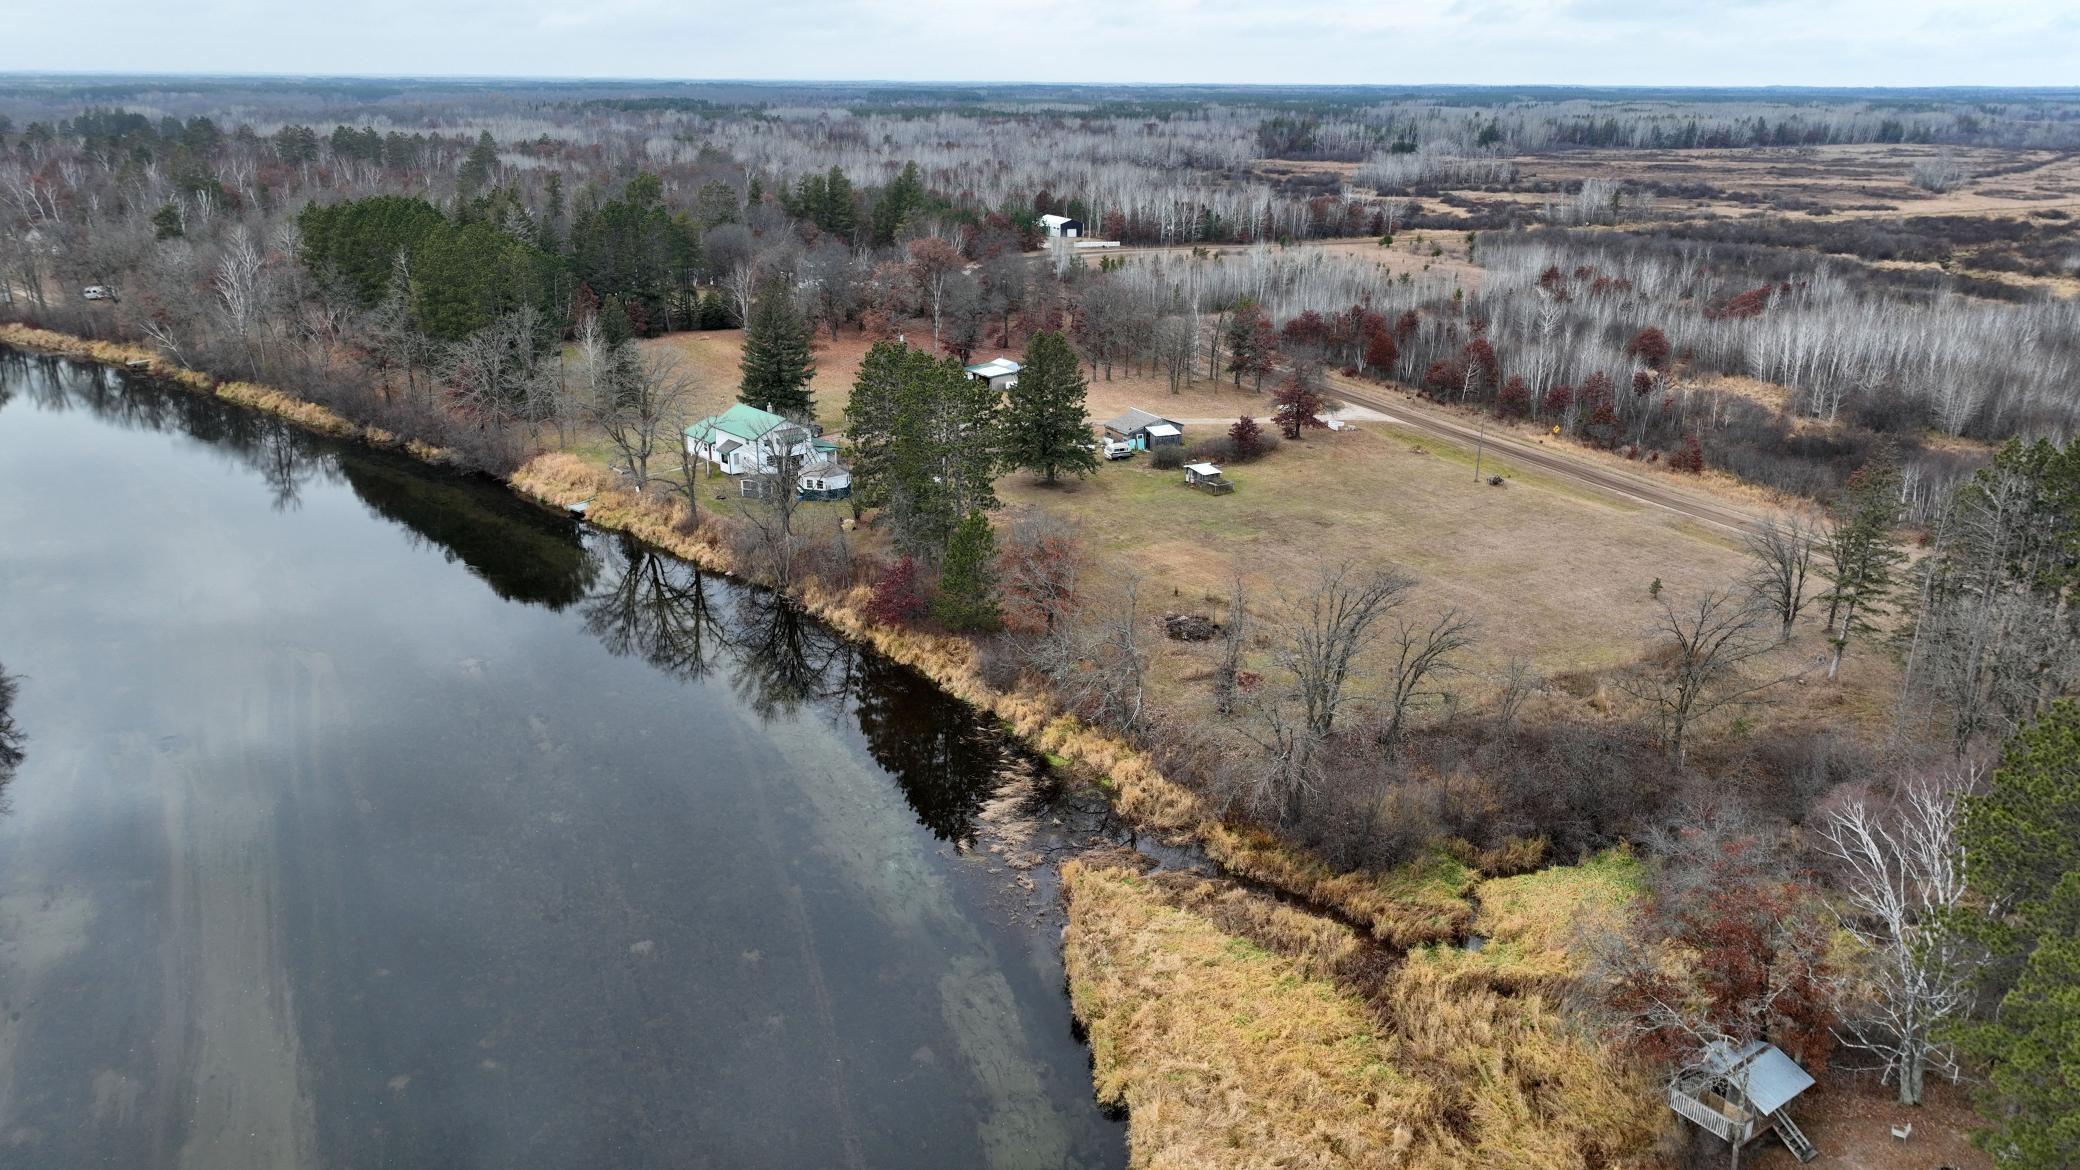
[684,403,818,476]
[684,403,851,500]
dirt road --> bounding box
[1326,373,1765,536]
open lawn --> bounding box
[635,327,881,434]
[570,323,1905,741]
[1002,416,1751,675]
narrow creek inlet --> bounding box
[0,352,1128,1170]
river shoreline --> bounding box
[2,324,1676,1170]
[0,322,1430,944]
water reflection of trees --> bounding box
[724,585,858,721]
[582,535,725,682]
[849,654,1011,845]
[4,352,329,511]
[335,448,599,610]
[580,538,1012,843]
[0,664,23,816]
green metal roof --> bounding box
[684,403,791,445]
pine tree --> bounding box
[1001,331,1097,483]
[697,289,734,330]
[889,355,1000,562]
[819,165,857,239]
[845,339,916,518]
[458,131,497,199]
[150,202,183,240]
[933,511,1002,632]
[1950,702,2080,1167]
[738,279,816,417]
[1820,448,1907,679]
[871,161,923,247]
[599,298,634,346]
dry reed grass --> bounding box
[1063,859,1423,1170]
[1064,859,1672,1170]
[1203,825,1476,947]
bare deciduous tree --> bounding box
[1379,608,1476,745]
[1619,589,1788,767]
[1033,573,1149,738]
[734,427,812,587]
[444,308,549,441]
[1273,560,1413,741]
[723,260,761,331]
[1814,770,1974,1105]
[212,224,266,375]
[1743,514,1821,642]
[1214,573,1250,717]
[1492,654,1542,735]
[591,348,699,491]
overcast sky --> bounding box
[12,0,2078,87]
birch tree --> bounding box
[1816,772,1973,1105]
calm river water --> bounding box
[0,353,1125,1169]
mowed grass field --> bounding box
[1000,418,1750,674]
[636,327,879,435]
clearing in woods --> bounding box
[629,327,1778,675]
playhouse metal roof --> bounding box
[1700,1041,1815,1116]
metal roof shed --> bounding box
[1669,1041,1820,1167]
[1714,1041,1814,1116]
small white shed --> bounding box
[1184,462,1232,494]
[964,357,1022,390]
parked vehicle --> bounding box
[81,286,114,302]
[1103,438,1136,460]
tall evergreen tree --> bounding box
[150,202,183,240]
[1000,331,1098,483]
[871,161,924,247]
[738,279,816,418]
[819,165,858,240]
[887,355,1000,562]
[933,511,1003,632]
[458,130,497,199]
[409,218,556,342]
[297,194,446,308]
[845,339,918,519]
[1950,702,2080,1168]
[1820,447,1907,679]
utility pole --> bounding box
[1473,413,1486,483]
